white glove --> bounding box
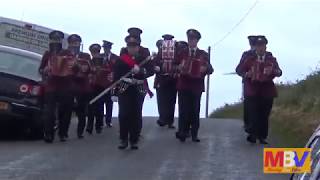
[111,96,118,102]
[132,64,140,74]
[154,66,161,73]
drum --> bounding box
[161,40,175,59]
[160,40,176,75]
[180,57,208,78]
[49,55,75,77]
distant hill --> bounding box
[210,70,320,147]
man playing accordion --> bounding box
[39,30,74,143]
[175,29,213,142]
[67,34,92,139]
[236,35,282,144]
[101,40,118,128]
[87,43,113,134]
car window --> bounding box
[0,50,41,81]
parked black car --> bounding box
[0,45,43,137]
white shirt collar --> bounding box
[256,53,266,62]
[103,52,111,61]
[189,47,197,56]
[189,47,197,51]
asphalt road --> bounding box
[0,117,290,180]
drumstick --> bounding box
[223,72,237,75]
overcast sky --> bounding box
[1,0,320,117]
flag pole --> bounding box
[205,46,211,118]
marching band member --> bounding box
[154,39,164,127]
[101,40,118,128]
[87,43,111,134]
[236,36,282,144]
[39,30,74,143]
[175,29,213,142]
[154,34,179,129]
[176,40,192,137]
[114,34,154,150]
[120,27,151,139]
[238,36,274,135]
[240,35,258,134]
[67,34,92,139]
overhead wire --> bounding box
[213,0,259,48]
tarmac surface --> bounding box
[0,117,289,180]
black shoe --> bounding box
[259,139,269,144]
[60,136,67,142]
[175,132,179,139]
[157,120,166,127]
[168,124,175,129]
[186,131,191,138]
[96,129,102,134]
[86,129,92,135]
[192,137,201,142]
[106,123,113,128]
[78,134,84,139]
[44,139,53,143]
[175,132,186,142]
[130,142,139,150]
[44,135,54,143]
[118,141,128,150]
[246,135,256,144]
[137,134,143,143]
[53,125,58,132]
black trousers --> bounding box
[118,86,145,143]
[87,87,105,132]
[138,96,145,136]
[156,79,177,126]
[43,90,73,138]
[75,92,90,136]
[246,96,274,139]
[104,93,113,125]
[177,90,202,138]
[243,97,249,133]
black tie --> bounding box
[259,55,263,62]
[191,49,195,57]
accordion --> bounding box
[74,58,90,78]
[160,40,176,75]
[161,40,175,59]
[92,57,103,66]
[180,57,208,79]
[49,55,75,77]
[250,60,274,82]
[91,58,113,87]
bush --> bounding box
[210,70,320,146]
